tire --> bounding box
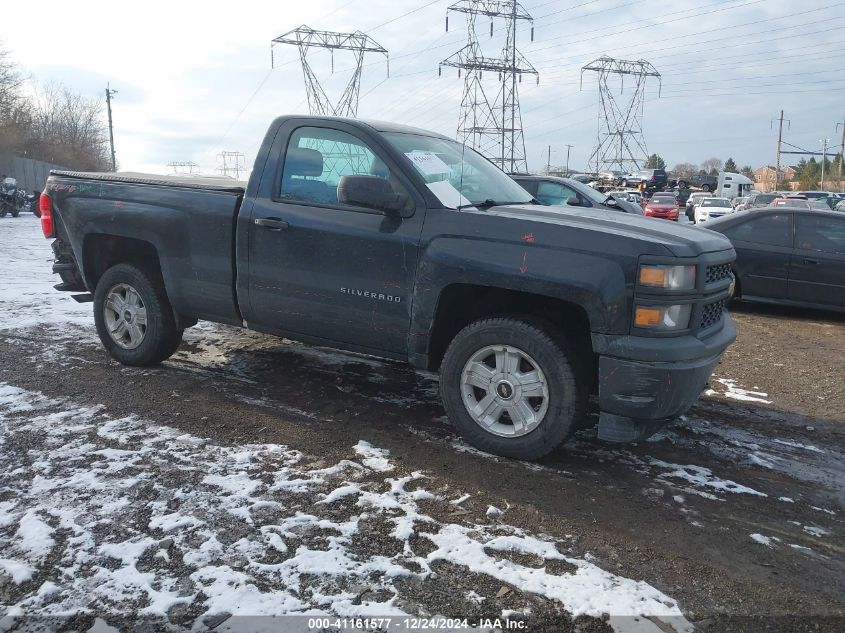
[93,263,183,366]
[702,184,712,192]
[678,181,688,189]
[11,209,19,218]
[439,317,587,460]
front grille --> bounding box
[700,299,726,330]
[705,263,732,285]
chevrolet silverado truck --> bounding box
[40,116,736,460]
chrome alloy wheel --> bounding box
[460,344,550,437]
[103,283,147,350]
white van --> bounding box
[716,172,754,200]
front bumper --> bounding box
[591,314,736,442]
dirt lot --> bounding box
[722,304,845,422]
[0,219,843,632]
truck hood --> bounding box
[482,204,731,257]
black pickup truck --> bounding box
[40,116,736,460]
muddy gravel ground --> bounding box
[0,220,843,632]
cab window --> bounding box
[279,126,409,212]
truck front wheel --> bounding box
[93,263,183,366]
[440,318,587,460]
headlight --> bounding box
[634,304,692,331]
[638,264,696,290]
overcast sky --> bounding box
[4,0,843,175]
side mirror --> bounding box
[566,196,581,207]
[337,175,408,214]
[606,197,618,207]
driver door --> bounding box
[247,124,425,354]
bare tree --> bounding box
[27,84,111,171]
[0,44,32,154]
[701,157,723,176]
[671,162,698,178]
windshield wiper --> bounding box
[457,199,533,210]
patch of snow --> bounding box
[803,525,829,537]
[810,506,836,516]
[354,440,394,471]
[750,534,780,547]
[449,493,471,505]
[711,378,772,404]
[650,459,766,497]
[772,439,824,453]
[0,557,36,584]
[778,497,794,503]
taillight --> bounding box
[39,193,54,238]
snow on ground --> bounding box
[0,383,691,631]
[0,218,92,333]
[705,378,771,404]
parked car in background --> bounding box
[748,193,779,208]
[706,208,845,313]
[798,191,839,201]
[676,173,718,192]
[686,192,712,220]
[771,197,811,209]
[732,196,750,211]
[836,199,845,212]
[694,197,733,223]
[622,169,668,193]
[511,175,644,214]
[644,192,679,220]
[675,188,693,208]
[810,198,835,211]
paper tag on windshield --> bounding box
[404,151,451,177]
[426,180,475,210]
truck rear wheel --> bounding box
[439,318,587,460]
[93,263,183,366]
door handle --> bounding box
[803,258,820,265]
[254,217,289,231]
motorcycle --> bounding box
[0,189,17,217]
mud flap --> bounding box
[597,412,670,443]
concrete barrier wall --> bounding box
[0,154,68,193]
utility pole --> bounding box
[546,145,551,175]
[105,83,118,172]
[581,56,660,175]
[820,138,829,190]
[565,143,574,176]
[440,1,538,173]
[771,110,790,191]
[837,118,845,191]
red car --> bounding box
[644,194,679,220]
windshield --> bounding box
[702,199,730,207]
[383,133,533,209]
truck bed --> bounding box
[47,170,246,327]
[50,170,246,193]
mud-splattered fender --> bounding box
[408,236,630,364]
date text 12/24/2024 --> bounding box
[307,617,527,630]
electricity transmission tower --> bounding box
[272,26,388,117]
[581,56,660,175]
[440,1,537,174]
[216,151,246,179]
[167,162,199,175]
